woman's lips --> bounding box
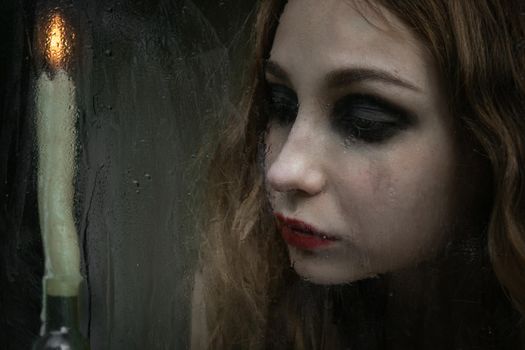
[275,213,339,250]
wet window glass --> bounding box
[2,0,525,349]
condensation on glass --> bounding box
[3,0,523,349]
[1,0,255,349]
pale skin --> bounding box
[264,0,472,284]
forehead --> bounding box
[269,0,430,90]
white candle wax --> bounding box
[36,68,82,297]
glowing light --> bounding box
[44,13,71,68]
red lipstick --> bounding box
[275,213,338,250]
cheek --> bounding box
[336,138,459,267]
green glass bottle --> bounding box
[33,294,90,350]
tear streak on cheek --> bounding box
[359,157,394,198]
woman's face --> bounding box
[264,0,468,284]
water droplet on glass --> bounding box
[388,187,396,200]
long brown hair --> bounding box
[197,0,525,348]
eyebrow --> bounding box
[264,60,421,92]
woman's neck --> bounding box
[334,235,521,349]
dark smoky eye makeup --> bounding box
[332,93,414,143]
[263,82,299,126]
[263,81,415,144]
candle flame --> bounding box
[45,13,70,68]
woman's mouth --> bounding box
[274,213,339,250]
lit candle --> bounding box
[36,13,82,297]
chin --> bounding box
[290,253,377,285]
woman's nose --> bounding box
[265,125,327,196]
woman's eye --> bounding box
[333,94,411,143]
[264,83,298,125]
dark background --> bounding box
[0,0,255,348]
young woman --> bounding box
[192,0,525,348]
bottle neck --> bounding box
[44,295,80,331]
